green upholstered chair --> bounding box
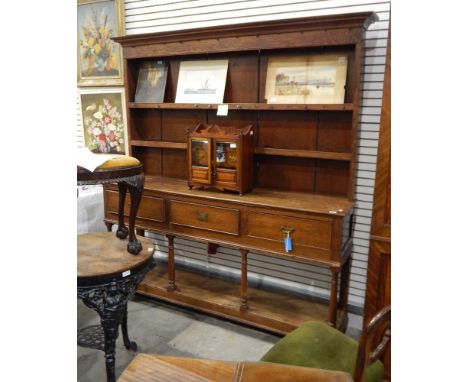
[261,306,390,382]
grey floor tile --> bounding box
[77,295,281,381]
[78,295,362,381]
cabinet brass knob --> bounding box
[280,226,294,234]
[197,211,209,222]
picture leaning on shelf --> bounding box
[265,54,348,104]
[175,59,229,104]
[134,60,168,103]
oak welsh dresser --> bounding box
[104,12,378,334]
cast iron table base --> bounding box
[78,232,155,382]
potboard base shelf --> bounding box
[136,264,347,335]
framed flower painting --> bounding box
[79,88,128,154]
[77,0,125,86]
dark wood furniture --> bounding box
[106,12,377,334]
[77,232,155,382]
[78,162,145,254]
[188,123,254,194]
[118,354,352,382]
[354,305,391,382]
[363,26,391,381]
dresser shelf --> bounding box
[129,102,354,112]
[254,148,352,161]
[131,140,187,150]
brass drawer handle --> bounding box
[280,226,294,234]
[197,211,209,222]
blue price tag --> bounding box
[284,236,292,252]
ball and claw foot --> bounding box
[116,226,129,240]
[127,240,142,255]
[125,341,138,352]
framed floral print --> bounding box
[77,0,125,86]
[79,88,128,154]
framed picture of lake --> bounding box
[264,54,348,104]
[134,60,168,103]
[79,87,128,154]
[77,0,125,86]
[175,60,229,104]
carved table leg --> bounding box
[240,249,249,310]
[121,304,137,351]
[328,267,340,327]
[116,182,129,240]
[105,222,113,232]
[115,173,144,255]
[126,179,143,255]
[101,307,124,382]
[167,235,176,292]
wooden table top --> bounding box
[118,354,352,382]
[78,232,154,278]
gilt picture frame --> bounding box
[175,60,229,104]
[79,87,128,154]
[77,0,125,86]
[264,54,348,104]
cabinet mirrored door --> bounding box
[190,138,212,184]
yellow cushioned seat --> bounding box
[96,155,141,170]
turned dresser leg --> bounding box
[338,255,351,312]
[240,249,249,310]
[167,235,177,292]
[328,267,340,327]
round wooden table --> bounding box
[78,232,155,382]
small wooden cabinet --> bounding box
[107,12,378,334]
[188,123,254,194]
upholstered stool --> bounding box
[77,155,145,255]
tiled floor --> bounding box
[77,294,362,381]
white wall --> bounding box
[77,0,390,312]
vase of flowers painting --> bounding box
[80,90,127,154]
[77,0,124,86]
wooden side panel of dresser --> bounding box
[363,26,391,381]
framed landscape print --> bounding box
[175,60,229,104]
[265,54,348,104]
[134,60,168,103]
[77,0,125,86]
[79,87,128,154]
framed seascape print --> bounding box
[264,54,348,104]
[79,88,128,154]
[175,60,229,104]
[77,0,125,86]
[134,60,168,103]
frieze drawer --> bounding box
[105,190,166,226]
[246,211,333,260]
[170,200,240,236]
